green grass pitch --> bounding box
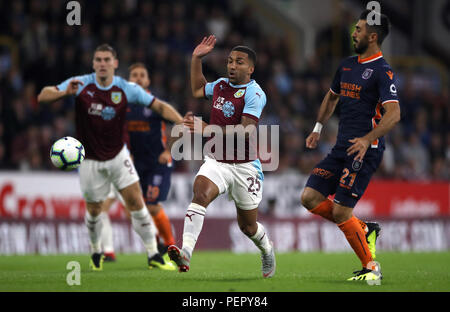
[0,251,449,292]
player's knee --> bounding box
[124,195,144,211]
[192,189,212,207]
[86,202,103,216]
[301,189,317,210]
[147,203,161,216]
[239,222,257,237]
[332,206,352,224]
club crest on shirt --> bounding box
[111,92,122,104]
[234,89,245,98]
[222,101,235,118]
[362,68,373,80]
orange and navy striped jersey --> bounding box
[126,90,170,170]
[330,51,399,150]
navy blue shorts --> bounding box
[137,164,173,205]
[305,146,383,208]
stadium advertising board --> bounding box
[0,173,448,254]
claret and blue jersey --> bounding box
[56,73,154,161]
[329,51,399,151]
[203,78,266,164]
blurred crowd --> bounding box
[0,0,448,181]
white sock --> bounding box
[130,207,158,258]
[100,212,114,254]
[84,211,103,254]
[249,222,272,254]
[182,203,206,258]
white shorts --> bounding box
[196,156,264,210]
[79,145,139,203]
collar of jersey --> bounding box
[358,51,383,64]
[228,79,254,88]
[93,73,116,90]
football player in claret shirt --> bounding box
[301,10,401,281]
[100,63,179,266]
[168,35,276,278]
[37,44,182,271]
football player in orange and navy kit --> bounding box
[301,10,401,281]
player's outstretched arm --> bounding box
[37,80,84,104]
[191,35,216,98]
[306,90,340,149]
[150,98,183,125]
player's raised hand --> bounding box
[347,137,370,161]
[306,132,320,149]
[65,79,84,96]
[192,35,216,58]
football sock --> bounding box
[249,222,272,255]
[182,203,206,259]
[310,199,334,222]
[338,216,373,268]
[84,211,103,254]
[356,217,368,233]
[131,207,158,258]
[100,212,114,254]
[152,208,175,246]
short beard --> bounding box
[354,39,369,54]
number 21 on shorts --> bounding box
[339,168,356,189]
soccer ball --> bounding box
[50,136,85,171]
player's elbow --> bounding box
[192,88,205,99]
[37,86,57,104]
[391,105,401,124]
[37,88,49,104]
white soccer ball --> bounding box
[50,136,85,171]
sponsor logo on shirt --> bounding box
[222,101,235,118]
[101,106,116,120]
[340,82,362,99]
[390,84,397,95]
[213,96,225,110]
[88,103,103,116]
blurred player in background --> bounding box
[37,44,182,271]
[168,35,276,278]
[301,10,400,281]
[101,63,180,264]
